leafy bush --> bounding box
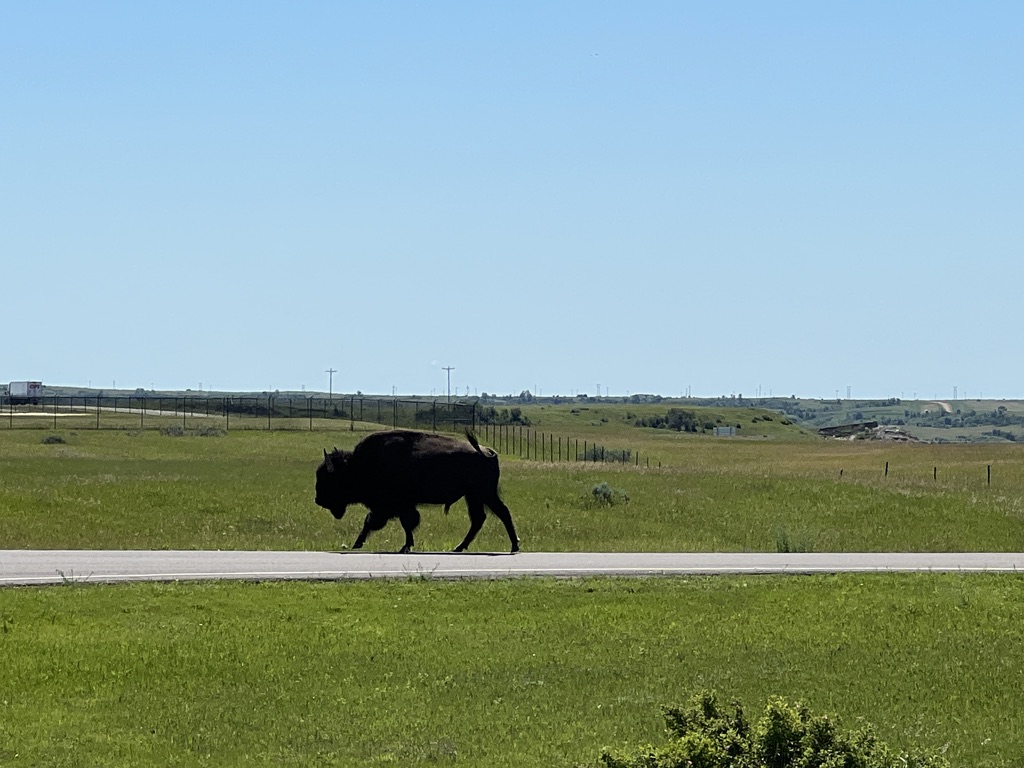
[589,482,630,506]
[476,406,531,426]
[985,428,1017,442]
[583,444,632,463]
[600,691,949,768]
[634,408,701,433]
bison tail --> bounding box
[466,430,500,461]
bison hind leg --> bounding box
[453,499,487,553]
[485,494,520,553]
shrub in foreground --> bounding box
[600,690,949,768]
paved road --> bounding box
[2,550,1023,586]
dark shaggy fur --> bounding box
[315,430,519,553]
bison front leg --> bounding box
[352,509,390,550]
[397,508,421,554]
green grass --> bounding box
[2,427,1024,552]
[4,412,1024,766]
[1,574,1022,767]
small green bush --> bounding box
[600,690,949,768]
[590,482,630,506]
[41,435,66,445]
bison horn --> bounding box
[323,448,334,472]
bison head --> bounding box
[315,447,353,519]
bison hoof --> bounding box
[399,546,412,554]
[453,546,466,553]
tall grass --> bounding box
[1,575,1021,766]
[2,428,1023,552]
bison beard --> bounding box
[314,430,520,554]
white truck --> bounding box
[7,381,43,405]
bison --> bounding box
[314,429,520,554]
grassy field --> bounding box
[1,419,1023,553]
[2,406,1024,766]
[2,574,1023,767]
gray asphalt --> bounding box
[1,550,1023,586]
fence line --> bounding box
[475,422,649,467]
[2,395,653,469]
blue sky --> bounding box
[3,3,1021,399]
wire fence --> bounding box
[2,395,654,467]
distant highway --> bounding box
[1,550,1022,586]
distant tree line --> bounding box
[633,408,715,433]
[475,406,532,426]
[890,405,1024,431]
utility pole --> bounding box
[325,368,336,401]
[443,366,455,404]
